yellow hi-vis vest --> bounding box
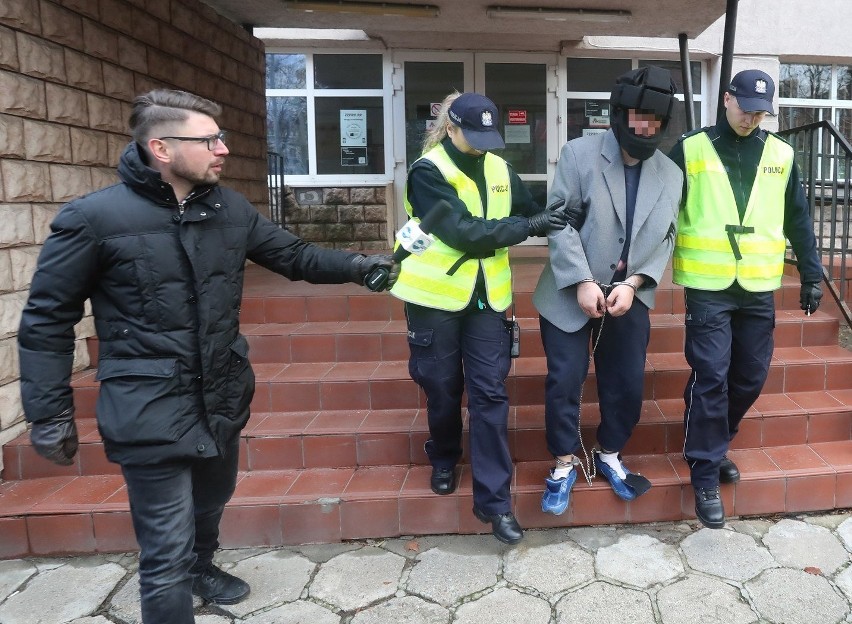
[672,131,792,292]
[390,144,513,312]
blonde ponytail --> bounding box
[421,91,461,154]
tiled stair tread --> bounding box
[11,394,852,445]
[71,344,852,387]
[2,443,850,519]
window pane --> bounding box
[639,59,701,95]
[267,96,308,175]
[836,109,852,142]
[660,101,700,154]
[566,58,631,91]
[566,98,612,141]
[838,66,852,100]
[266,54,306,89]
[779,106,831,130]
[780,64,831,99]
[315,96,385,175]
[403,62,465,167]
[314,54,383,89]
[485,63,547,175]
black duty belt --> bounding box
[725,224,755,260]
[446,250,496,276]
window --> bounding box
[565,58,704,155]
[265,52,391,180]
[779,63,852,140]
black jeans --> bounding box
[121,437,240,624]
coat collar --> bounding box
[117,142,217,208]
[600,129,665,233]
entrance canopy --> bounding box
[203,0,727,51]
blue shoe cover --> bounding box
[541,469,577,515]
[594,453,651,501]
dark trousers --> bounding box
[682,285,775,487]
[540,301,650,457]
[405,301,513,515]
[121,436,240,624]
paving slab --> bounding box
[656,575,757,624]
[680,527,776,581]
[596,533,684,588]
[309,547,406,611]
[349,595,449,624]
[555,581,655,624]
[503,540,594,596]
[746,567,849,624]
[454,587,551,624]
[405,544,499,607]
[219,551,315,618]
[763,518,848,575]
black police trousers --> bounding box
[682,285,775,488]
[405,300,513,515]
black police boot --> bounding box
[473,507,524,545]
[191,563,251,605]
[430,466,457,495]
[694,486,725,529]
[719,456,741,483]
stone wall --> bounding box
[0,0,268,471]
[285,186,393,251]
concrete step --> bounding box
[1,443,850,557]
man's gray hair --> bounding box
[129,90,222,144]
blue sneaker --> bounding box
[541,469,577,515]
[594,452,651,501]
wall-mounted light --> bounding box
[486,6,631,23]
[279,1,440,18]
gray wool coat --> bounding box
[533,129,683,333]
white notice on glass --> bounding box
[340,110,367,147]
[504,125,530,144]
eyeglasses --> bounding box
[157,130,227,151]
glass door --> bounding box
[392,52,558,237]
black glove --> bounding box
[799,282,823,314]
[548,199,586,231]
[348,254,400,288]
[30,408,78,466]
[528,209,570,237]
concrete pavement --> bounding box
[0,513,850,624]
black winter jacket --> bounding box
[18,142,359,465]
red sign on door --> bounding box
[508,110,527,124]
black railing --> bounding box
[778,121,852,328]
[267,151,286,229]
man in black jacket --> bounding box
[668,70,822,529]
[18,90,396,623]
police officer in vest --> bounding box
[391,92,574,544]
[669,69,823,528]
[533,66,683,515]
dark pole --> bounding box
[717,0,739,122]
[678,33,696,132]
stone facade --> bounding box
[0,0,268,471]
[282,185,393,251]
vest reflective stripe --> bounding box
[391,145,513,312]
[673,132,791,291]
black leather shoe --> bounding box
[473,507,524,544]
[430,467,457,495]
[694,486,725,529]
[191,563,251,605]
[719,456,741,483]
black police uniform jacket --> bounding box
[18,142,356,465]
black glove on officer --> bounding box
[30,408,78,466]
[546,199,586,231]
[348,254,400,288]
[528,209,570,237]
[799,281,823,314]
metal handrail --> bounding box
[778,120,851,328]
[267,151,286,229]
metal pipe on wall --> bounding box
[678,33,696,132]
[716,0,739,122]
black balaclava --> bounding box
[610,66,677,161]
